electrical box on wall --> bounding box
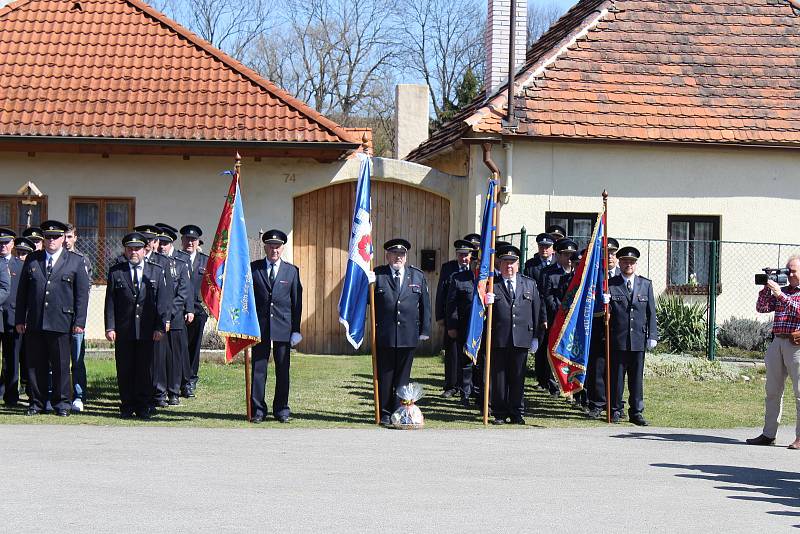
[420,249,436,272]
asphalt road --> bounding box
[2,425,798,532]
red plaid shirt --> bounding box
[757,285,800,334]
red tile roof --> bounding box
[407,0,800,162]
[0,0,359,146]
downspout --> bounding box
[501,141,513,205]
[500,0,518,206]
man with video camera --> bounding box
[748,256,800,450]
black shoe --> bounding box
[745,434,775,446]
[156,399,168,408]
[629,414,649,426]
[380,416,391,427]
[611,411,621,423]
[25,407,40,416]
[55,409,69,417]
[549,391,560,399]
[277,416,291,423]
[138,407,156,420]
[250,415,263,424]
[491,417,506,425]
[442,388,457,398]
[461,396,471,409]
[120,410,135,419]
[586,408,602,420]
[168,396,180,406]
[3,400,19,407]
[510,416,526,425]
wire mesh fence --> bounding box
[500,228,800,359]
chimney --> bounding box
[394,84,430,160]
[485,0,527,96]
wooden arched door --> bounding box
[293,181,450,354]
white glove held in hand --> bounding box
[367,271,376,284]
[484,292,495,305]
[530,339,539,353]
[602,293,611,305]
[647,339,657,350]
[290,332,303,347]
[419,335,429,341]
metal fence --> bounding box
[500,228,800,360]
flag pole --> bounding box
[235,153,253,422]
[369,279,380,424]
[483,174,499,426]
[602,190,612,424]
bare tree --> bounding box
[527,0,566,46]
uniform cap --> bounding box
[133,225,160,240]
[122,232,147,248]
[463,233,481,247]
[546,224,566,239]
[22,226,43,241]
[535,232,555,246]
[155,223,178,234]
[157,226,177,243]
[554,238,578,253]
[384,238,411,252]
[495,240,511,250]
[0,227,16,243]
[616,246,640,260]
[497,245,521,261]
[453,239,476,253]
[262,229,287,245]
[607,237,620,251]
[40,220,68,237]
[13,237,34,252]
[180,225,203,238]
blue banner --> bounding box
[463,179,497,363]
[338,154,373,349]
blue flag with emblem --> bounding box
[547,213,604,394]
[463,179,497,364]
[338,153,373,349]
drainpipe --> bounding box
[500,141,513,205]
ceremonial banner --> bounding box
[547,212,605,394]
[338,153,373,348]
[201,166,261,362]
[463,178,497,364]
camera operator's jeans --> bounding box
[70,332,86,402]
[762,337,800,439]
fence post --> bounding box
[707,240,718,361]
[519,226,527,264]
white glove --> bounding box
[530,339,539,353]
[484,292,495,305]
[647,339,657,350]
[419,335,429,341]
[366,270,376,284]
[290,332,303,347]
[602,293,611,305]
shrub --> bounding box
[656,294,709,353]
[202,328,225,350]
[717,316,771,352]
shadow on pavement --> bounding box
[654,463,800,528]
[611,432,744,445]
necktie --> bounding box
[507,278,514,300]
[132,265,140,294]
[269,263,276,284]
[394,270,401,285]
[46,256,53,277]
[626,279,633,295]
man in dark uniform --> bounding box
[22,227,43,251]
[523,232,556,284]
[177,224,208,397]
[485,245,544,425]
[156,225,193,406]
[604,246,657,425]
[538,238,577,396]
[372,238,431,426]
[105,232,170,419]
[435,238,475,398]
[16,220,90,417]
[64,223,92,412]
[250,229,302,423]
[0,228,18,406]
[586,237,620,419]
[14,237,34,260]
[134,224,174,408]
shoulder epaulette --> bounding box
[68,249,84,257]
[408,265,423,273]
[146,259,164,269]
[518,273,534,282]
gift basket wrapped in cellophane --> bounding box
[391,382,425,429]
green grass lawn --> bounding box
[0,354,793,429]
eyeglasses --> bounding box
[44,236,62,241]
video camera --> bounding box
[755,267,790,286]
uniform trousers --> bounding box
[166,328,189,398]
[490,347,528,419]
[115,339,154,415]
[442,331,458,392]
[0,330,20,404]
[70,331,87,402]
[456,341,474,399]
[184,314,207,390]
[610,349,645,416]
[26,331,71,412]
[586,318,608,411]
[761,337,800,439]
[251,340,291,419]
[151,336,168,404]
[376,346,414,418]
